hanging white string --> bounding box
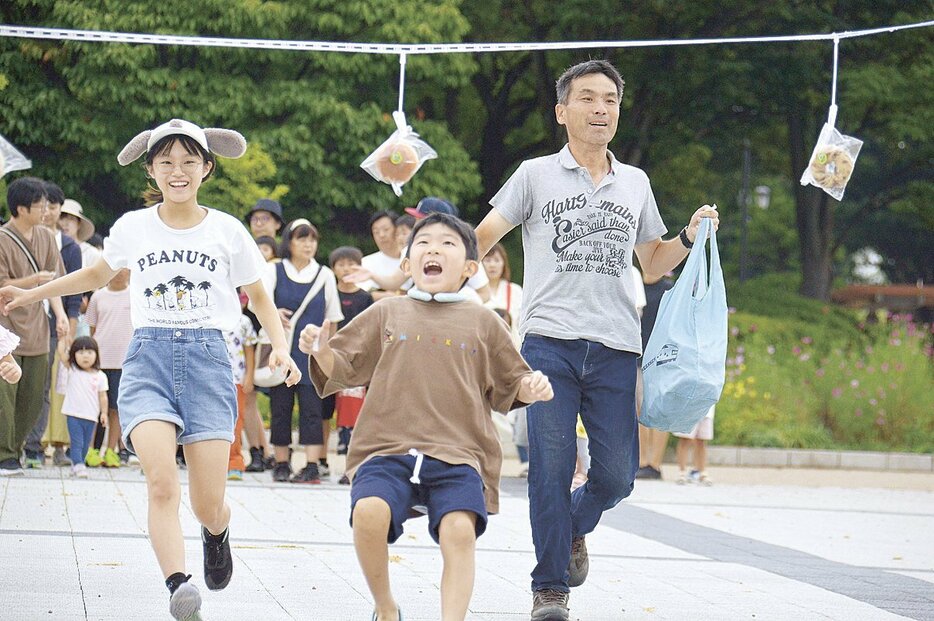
[397,53,407,114]
[0,20,931,54]
[827,36,841,126]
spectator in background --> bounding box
[85,268,133,467]
[59,199,100,340]
[245,198,284,240]
[358,210,401,300]
[394,213,415,257]
[259,219,343,484]
[0,176,69,476]
[23,181,82,468]
[635,271,675,480]
[254,235,279,262]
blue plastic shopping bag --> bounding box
[640,218,727,433]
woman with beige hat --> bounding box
[58,199,101,270]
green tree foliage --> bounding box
[0,0,480,244]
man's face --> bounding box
[18,197,48,228]
[555,73,620,149]
[43,201,61,229]
[371,216,397,256]
[402,223,477,295]
[250,211,280,238]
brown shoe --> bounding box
[531,589,569,621]
[567,535,589,587]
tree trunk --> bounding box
[789,109,835,301]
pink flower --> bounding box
[850,379,859,388]
[730,326,740,337]
[792,346,802,355]
[801,336,813,345]
[799,353,811,361]
[728,307,737,314]
[880,363,889,373]
[856,360,864,369]
[832,387,843,398]
[875,417,886,426]
[767,345,776,355]
[748,324,758,333]
[869,398,877,406]
[737,346,745,354]
[865,346,873,355]
[816,368,825,377]
[854,408,863,417]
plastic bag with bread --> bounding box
[799,106,863,201]
[361,111,437,196]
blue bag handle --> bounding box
[678,218,717,301]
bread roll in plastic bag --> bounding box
[361,111,437,196]
[799,110,863,201]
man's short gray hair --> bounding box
[555,60,625,105]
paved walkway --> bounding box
[2,459,933,620]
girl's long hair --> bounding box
[68,336,101,371]
[142,135,216,205]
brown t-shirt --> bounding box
[0,223,64,355]
[310,296,532,514]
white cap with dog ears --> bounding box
[117,118,247,166]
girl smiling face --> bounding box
[145,137,214,208]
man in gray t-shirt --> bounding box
[476,59,719,620]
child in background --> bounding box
[675,405,715,486]
[86,268,133,467]
[56,336,108,479]
[328,245,374,484]
[255,235,279,263]
[301,213,553,621]
[225,289,257,480]
[394,213,415,257]
[0,325,22,384]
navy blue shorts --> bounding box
[350,454,488,544]
[103,369,122,411]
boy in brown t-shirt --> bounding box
[300,213,553,621]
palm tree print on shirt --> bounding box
[146,280,214,311]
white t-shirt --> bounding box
[360,250,402,291]
[102,205,265,332]
[56,366,108,422]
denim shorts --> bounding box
[350,454,488,544]
[119,328,237,453]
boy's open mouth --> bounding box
[423,261,443,276]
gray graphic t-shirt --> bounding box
[491,145,667,353]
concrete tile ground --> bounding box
[2,461,933,620]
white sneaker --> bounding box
[72,464,89,479]
[0,459,24,477]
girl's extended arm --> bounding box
[0,258,117,314]
[0,353,22,383]
[241,279,301,385]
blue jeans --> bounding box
[66,416,96,466]
[521,334,639,592]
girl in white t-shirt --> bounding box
[0,119,299,621]
[56,336,108,479]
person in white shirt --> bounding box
[0,118,300,621]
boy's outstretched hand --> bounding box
[299,320,331,355]
[519,370,553,404]
[299,320,334,376]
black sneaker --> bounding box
[317,461,330,477]
[118,449,131,465]
[245,447,264,473]
[531,588,569,621]
[290,463,321,484]
[338,473,351,485]
[202,526,233,591]
[634,465,662,480]
[0,457,24,477]
[567,535,589,587]
[272,461,292,482]
[263,455,276,470]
